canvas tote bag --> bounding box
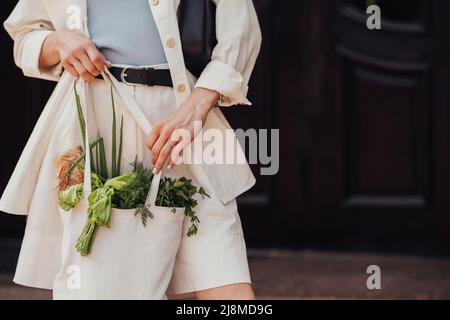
[53,71,185,300]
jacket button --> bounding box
[150,0,159,6]
[177,84,186,93]
[166,38,176,48]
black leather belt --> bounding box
[97,66,173,87]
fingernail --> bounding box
[152,168,158,174]
[167,164,172,170]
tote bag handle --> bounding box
[78,71,163,208]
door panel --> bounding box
[342,64,430,209]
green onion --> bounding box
[94,134,100,175]
[117,116,124,176]
[98,138,108,179]
[73,80,86,150]
[74,80,96,173]
[110,86,117,178]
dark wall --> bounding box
[0,1,55,271]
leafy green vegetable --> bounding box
[114,160,210,236]
[75,219,97,257]
[87,187,114,226]
[113,161,153,209]
[59,183,83,211]
[91,172,104,190]
[112,160,154,226]
[105,172,136,191]
[59,172,104,213]
[75,172,136,256]
[155,177,210,237]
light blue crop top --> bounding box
[87,0,168,66]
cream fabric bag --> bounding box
[53,72,185,300]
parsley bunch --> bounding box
[113,160,210,236]
[155,176,210,237]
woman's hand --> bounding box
[39,31,111,81]
[146,87,220,173]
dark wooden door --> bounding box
[227,0,450,255]
[307,0,450,255]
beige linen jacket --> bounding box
[1,0,262,215]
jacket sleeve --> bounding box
[4,0,62,82]
[193,0,262,107]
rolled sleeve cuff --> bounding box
[194,60,251,107]
[20,30,62,82]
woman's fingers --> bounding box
[77,51,100,77]
[146,122,163,151]
[168,129,191,169]
[148,124,194,171]
[85,43,109,72]
[71,58,96,82]
[54,32,112,80]
[167,145,184,170]
[64,43,107,81]
[151,126,184,173]
[62,62,79,78]
[150,133,170,172]
[155,140,177,173]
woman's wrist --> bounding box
[189,87,220,113]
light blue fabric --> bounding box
[87,0,167,66]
